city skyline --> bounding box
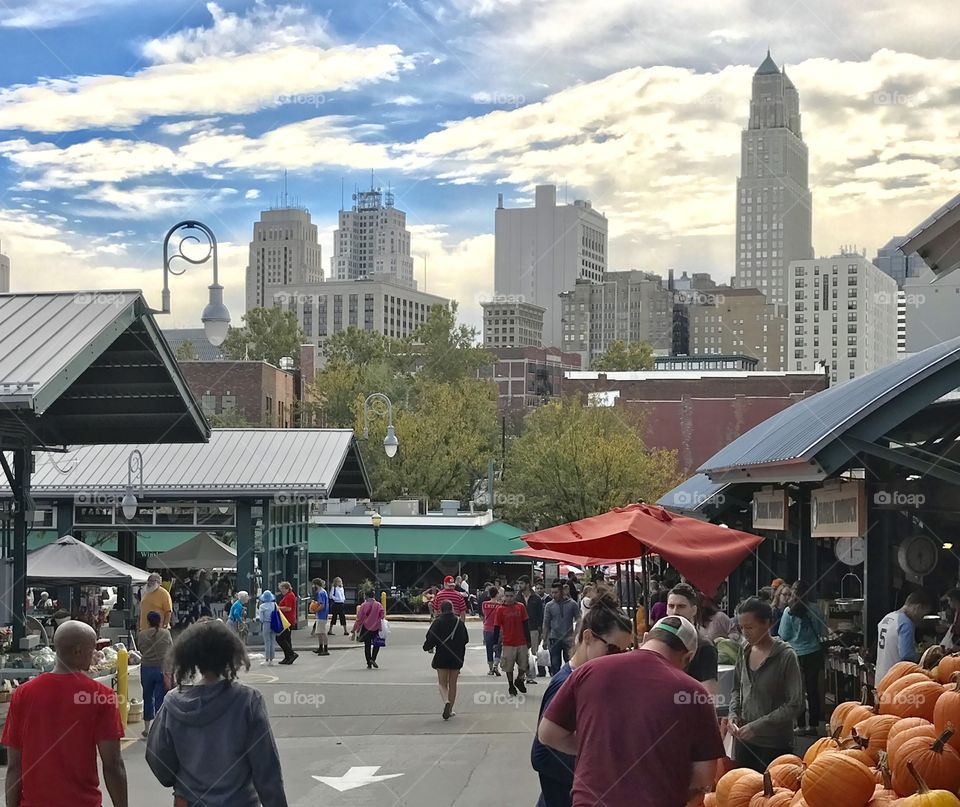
[1,2,958,335]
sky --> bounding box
[1,0,959,335]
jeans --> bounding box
[798,649,823,728]
[483,630,501,664]
[363,634,381,666]
[548,637,572,676]
[276,628,295,661]
[141,665,166,721]
[263,628,276,661]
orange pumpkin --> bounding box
[879,674,938,715]
[835,686,877,737]
[768,754,804,769]
[748,771,793,807]
[891,727,960,796]
[936,658,960,685]
[854,715,899,764]
[767,762,803,792]
[800,752,876,807]
[888,723,938,764]
[704,796,718,807]
[866,752,896,805]
[789,794,807,807]
[836,736,878,767]
[888,718,935,746]
[893,759,960,806]
[882,680,944,721]
[717,768,763,807]
[727,771,766,807]
[802,727,844,766]
[876,662,922,696]
[934,677,960,752]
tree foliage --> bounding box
[403,303,492,382]
[499,397,683,530]
[321,327,394,366]
[592,340,655,371]
[208,409,254,428]
[222,307,304,366]
[175,340,198,361]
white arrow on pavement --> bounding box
[312,766,404,792]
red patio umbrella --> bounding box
[521,503,763,596]
[511,545,639,566]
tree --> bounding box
[357,378,499,507]
[402,303,492,382]
[176,340,198,361]
[222,307,304,366]
[499,397,683,530]
[208,410,253,428]
[592,340,655,372]
[321,327,396,366]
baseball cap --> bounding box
[650,615,698,653]
[443,575,455,584]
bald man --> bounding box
[2,620,128,807]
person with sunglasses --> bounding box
[531,590,634,807]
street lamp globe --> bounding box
[371,512,382,529]
[121,488,138,520]
[383,425,399,458]
[201,283,231,347]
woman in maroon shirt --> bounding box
[275,581,299,665]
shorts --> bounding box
[500,644,529,673]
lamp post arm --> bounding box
[362,393,394,439]
[127,449,144,497]
[157,220,219,315]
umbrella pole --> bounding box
[641,554,650,627]
[616,563,623,604]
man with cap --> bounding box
[538,615,724,807]
[432,575,467,620]
[139,572,173,631]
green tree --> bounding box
[500,397,683,530]
[402,303,492,382]
[175,340,198,361]
[358,378,499,507]
[591,340,655,371]
[321,327,397,366]
[222,307,304,366]
[208,410,253,427]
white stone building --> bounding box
[0,247,9,293]
[482,298,545,348]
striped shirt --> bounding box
[432,587,466,616]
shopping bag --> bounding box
[372,635,387,648]
[378,619,391,639]
[270,604,290,633]
[536,648,550,668]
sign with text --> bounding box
[752,488,788,531]
[811,480,865,538]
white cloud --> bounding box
[244,189,261,200]
[157,118,222,136]
[76,185,239,219]
[0,0,134,28]
[387,95,422,106]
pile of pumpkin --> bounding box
[695,656,960,806]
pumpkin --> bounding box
[789,794,808,807]
[855,716,900,764]
[727,771,766,807]
[768,762,803,792]
[933,678,960,752]
[920,645,947,673]
[880,675,940,716]
[802,727,844,766]
[839,736,881,767]
[889,718,935,746]
[892,760,960,806]
[883,680,945,721]
[835,687,877,737]
[888,724,938,764]
[891,727,960,796]
[877,662,923,696]
[748,771,793,807]
[935,658,960,686]
[717,768,763,807]
[867,752,897,805]
[704,796,718,807]
[801,752,875,807]
[768,754,804,769]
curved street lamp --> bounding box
[156,220,231,347]
[362,393,399,458]
[121,449,144,520]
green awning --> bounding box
[27,531,214,553]
[309,520,526,560]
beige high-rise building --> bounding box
[688,287,787,370]
[559,271,673,368]
[245,206,323,311]
[332,186,415,289]
[482,298,545,348]
[734,51,813,305]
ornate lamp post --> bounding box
[371,511,382,591]
[362,393,399,457]
[121,449,144,520]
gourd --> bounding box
[890,727,960,796]
[800,752,875,807]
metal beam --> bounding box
[843,436,960,486]
[12,449,29,645]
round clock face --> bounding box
[835,536,865,566]
[898,535,939,577]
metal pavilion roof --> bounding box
[10,429,370,499]
[899,191,960,279]
[697,334,960,483]
[0,290,209,448]
[657,473,732,516]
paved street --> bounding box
[1,622,544,806]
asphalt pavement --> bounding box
[49,622,544,806]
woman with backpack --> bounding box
[352,589,385,669]
[257,591,279,667]
[423,599,470,720]
[777,580,828,736]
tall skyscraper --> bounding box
[245,206,323,312]
[734,51,813,305]
[495,185,608,347]
[0,243,9,293]
[332,185,415,289]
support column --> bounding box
[12,450,30,645]
[117,531,136,566]
[56,500,74,538]
[236,500,256,616]
[797,485,816,585]
[864,491,894,651]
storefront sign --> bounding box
[811,480,865,538]
[752,488,788,531]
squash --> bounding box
[854,715,900,764]
[727,771,766,807]
[800,752,875,807]
[891,727,960,796]
[840,686,879,738]
[933,677,960,752]
[789,794,807,807]
[748,771,793,807]
[891,760,960,806]
[704,796,718,807]
[883,680,945,721]
[880,675,940,716]
[802,727,844,766]
[833,687,875,735]
[768,754,804,769]
[876,662,923,697]
[838,736,880,767]
[888,723,938,764]
[717,768,763,807]
[867,752,897,805]
[935,658,960,686]
[767,762,803,792]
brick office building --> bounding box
[565,369,827,472]
[178,361,297,427]
[478,347,582,413]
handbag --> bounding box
[270,603,290,633]
[372,635,387,648]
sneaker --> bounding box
[508,684,518,697]
[516,679,527,694]
[442,703,452,720]
[493,667,502,677]
[291,653,299,663]
[487,668,496,676]
[526,677,538,684]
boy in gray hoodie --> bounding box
[146,620,288,807]
[729,597,803,772]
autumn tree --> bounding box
[222,307,304,367]
[592,340,655,372]
[402,303,492,382]
[175,340,198,361]
[500,397,683,530]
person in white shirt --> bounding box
[328,576,348,636]
[875,590,936,682]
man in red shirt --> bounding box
[492,585,530,697]
[2,620,127,807]
[432,576,466,620]
[538,615,724,807]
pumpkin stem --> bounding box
[830,725,842,743]
[877,751,891,789]
[932,726,955,752]
[906,760,932,794]
[762,770,773,797]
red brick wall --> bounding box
[178,361,296,427]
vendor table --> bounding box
[717,663,734,716]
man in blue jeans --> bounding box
[541,582,578,676]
